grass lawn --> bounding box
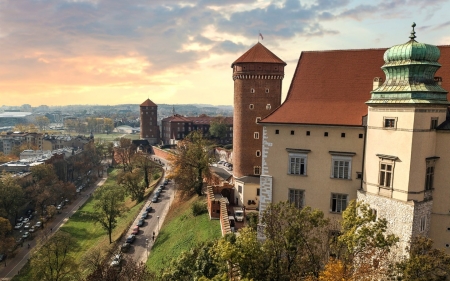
[12,167,162,280]
[146,195,221,273]
[94,133,140,141]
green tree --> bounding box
[335,200,399,279]
[92,185,127,244]
[169,131,213,196]
[31,231,80,281]
[132,153,158,189]
[0,217,14,259]
[261,202,331,280]
[117,168,145,202]
[396,236,450,280]
[209,118,228,140]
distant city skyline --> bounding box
[1,0,450,106]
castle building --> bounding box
[140,98,160,145]
[231,42,286,207]
[258,25,450,253]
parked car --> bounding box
[164,179,169,185]
[24,223,31,229]
[145,206,153,212]
[137,219,144,227]
[141,212,148,219]
[14,223,23,230]
[23,218,29,223]
[22,232,30,239]
[57,205,62,210]
[17,217,23,223]
[125,234,136,244]
[151,196,158,203]
[155,190,161,197]
[35,221,42,228]
[110,254,122,267]
[29,226,36,233]
[132,226,139,235]
[121,243,131,252]
[0,253,6,262]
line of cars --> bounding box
[14,209,43,245]
[217,160,233,171]
[151,179,169,203]
[120,205,154,256]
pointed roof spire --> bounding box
[409,22,416,41]
[140,98,157,107]
[231,42,286,67]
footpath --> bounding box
[0,168,108,281]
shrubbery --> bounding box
[191,200,208,216]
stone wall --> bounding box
[259,126,273,217]
[153,146,172,160]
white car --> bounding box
[35,221,42,228]
[24,223,31,229]
[14,222,23,229]
[110,254,122,267]
[23,218,30,223]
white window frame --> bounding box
[289,189,304,209]
[430,117,438,129]
[288,153,307,175]
[379,161,394,188]
[254,166,261,175]
[383,117,397,129]
[254,132,259,139]
[331,156,352,179]
[330,193,348,213]
[256,150,261,157]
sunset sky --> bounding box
[1,0,450,107]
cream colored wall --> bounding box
[364,107,447,201]
[429,131,450,253]
[234,181,259,208]
[264,124,364,218]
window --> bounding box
[306,131,310,136]
[420,216,426,232]
[384,117,396,128]
[379,162,393,187]
[289,153,307,175]
[331,156,352,179]
[359,134,363,138]
[430,117,438,129]
[254,132,259,139]
[238,185,242,193]
[251,88,255,93]
[275,129,279,134]
[249,104,254,109]
[254,166,261,175]
[290,130,295,135]
[266,104,271,110]
[425,160,435,190]
[257,188,260,196]
[356,172,362,179]
[265,88,269,93]
[256,117,261,123]
[330,193,348,213]
[289,189,304,208]
[256,150,261,157]
[341,133,346,138]
[324,132,328,137]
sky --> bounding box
[1,0,450,107]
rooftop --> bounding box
[231,42,286,67]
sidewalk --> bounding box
[0,169,108,281]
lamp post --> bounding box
[145,238,149,258]
[157,216,160,234]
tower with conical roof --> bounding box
[140,98,160,144]
[360,23,449,255]
[232,42,286,181]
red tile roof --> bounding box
[261,46,450,126]
[140,98,157,107]
[162,114,233,124]
[232,42,286,67]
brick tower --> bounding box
[140,98,160,145]
[232,42,286,178]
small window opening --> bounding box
[291,130,295,135]
[341,133,346,138]
[324,132,328,137]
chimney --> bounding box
[373,77,383,90]
[434,77,442,86]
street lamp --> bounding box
[145,238,149,258]
[157,216,160,234]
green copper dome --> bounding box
[367,23,449,105]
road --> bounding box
[0,167,108,281]
[121,155,174,265]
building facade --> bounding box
[258,26,450,253]
[140,98,160,145]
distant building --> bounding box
[139,99,160,145]
[0,132,43,154]
[42,134,92,151]
[161,114,233,145]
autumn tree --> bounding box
[169,131,213,196]
[91,185,127,244]
[261,201,332,280]
[132,153,158,189]
[31,231,80,281]
[333,200,399,280]
[395,236,450,280]
[0,174,25,221]
[115,138,136,171]
[0,217,14,259]
[35,116,50,131]
[11,142,38,157]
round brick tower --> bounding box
[140,98,160,145]
[232,42,286,178]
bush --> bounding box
[153,173,160,180]
[223,144,233,150]
[191,200,207,216]
[246,212,259,231]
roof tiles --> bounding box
[140,98,157,107]
[261,46,450,126]
[232,42,286,67]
